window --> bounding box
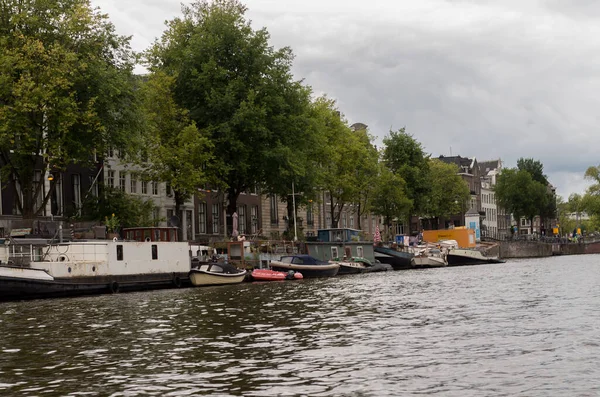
[130,173,137,194]
[152,207,160,226]
[141,180,148,195]
[331,246,338,259]
[116,245,123,261]
[307,203,314,226]
[349,215,354,228]
[270,195,278,225]
[238,205,246,234]
[89,175,98,197]
[151,245,158,260]
[51,174,63,216]
[72,174,81,211]
[251,205,258,234]
[186,210,193,241]
[212,203,220,234]
[119,172,126,191]
[342,214,347,228]
[357,246,364,257]
[166,183,172,197]
[326,215,332,229]
[108,147,114,158]
[152,181,158,195]
[107,170,115,188]
[198,203,207,234]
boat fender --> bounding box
[109,281,119,293]
[173,275,182,288]
[286,270,295,280]
[113,237,118,242]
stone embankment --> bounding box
[499,240,600,259]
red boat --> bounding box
[250,269,303,281]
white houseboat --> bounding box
[0,227,193,301]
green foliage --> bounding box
[0,0,144,217]
[140,70,214,237]
[147,0,313,224]
[517,158,548,186]
[79,187,157,228]
[424,159,470,218]
[104,213,119,233]
[495,168,549,224]
[371,165,413,235]
[382,128,430,226]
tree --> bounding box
[517,157,555,229]
[371,165,413,241]
[423,159,470,229]
[495,168,549,232]
[140,71,214,239]
[350,125,379,230]
[517,158,548,185]
[147,0,312,235]
[0,0,143,218]
[80,187,157,229]
[382,128,430,232]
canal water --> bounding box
[1,255,600,396]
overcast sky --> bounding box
[93,0,600,198]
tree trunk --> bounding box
[174,190,184,241]
[357,202,362,230]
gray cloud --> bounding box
[93,0,600,198]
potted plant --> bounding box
[105,213,120,239]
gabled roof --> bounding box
[438,155,476,173]
[478,159,502,176]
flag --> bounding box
[373,225,381,243]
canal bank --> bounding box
[499,239,600,258]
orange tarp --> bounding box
[422,228,476,248]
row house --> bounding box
[103,153,196,241]
[194,189,262,243]
[479,159,511,239]
[437,155,484,231]
[0,160,100,237]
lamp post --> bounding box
[292,182,298,242]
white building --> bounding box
[104,152,195,241]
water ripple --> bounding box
[1,255,600,395]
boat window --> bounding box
[344,247,352,258]
[152,244,158,260]
[281,257,293,264]
[292,257,304,264]
[117,245,123,261]
[331,247,338,259]
[357,246,364,257]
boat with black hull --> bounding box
[270,255,339,278]
[0,227,192,301]
[446,249,505,266]
[373,246,413,270]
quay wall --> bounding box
[499,240,600,258]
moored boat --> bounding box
[189,262,247,286]
[373,246,413,270]
[446,248,505,266]
[250,269,303,281]
[410,247,448,268]
[269,255,339,278]
[331,257,370,275]
[0,227,191,301]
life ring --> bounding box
[113,237,118,242]
[109,281,119,293]
[173,275,182,288]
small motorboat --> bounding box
[189,262,247,286]
[250,269,303,281]
[269,255,340,278]
[330,257,370,275]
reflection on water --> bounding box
[2,255,600,396]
